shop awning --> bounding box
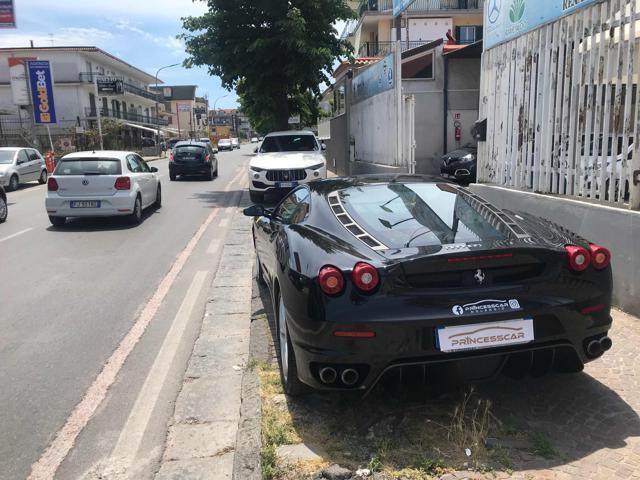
[123,122,159,133]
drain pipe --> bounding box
[443,54,449,156]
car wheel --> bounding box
[277,290,307,397]
[0,195,7,223]
[49,216,66,227]
[154,185,162,209]
[255,254,266,285]
[129,196,142,225]
[169,171,177,181]
[9,175,19,192]
[249,190,264,204]
[213,166,218,178]
[208,167,214,181]
[38,170,48,184]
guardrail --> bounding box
[357,40,436,57]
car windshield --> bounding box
[219,140,230,144]
[259,135,318,153]
[340,183,508,248]
[0,151,15,164]
[55,158,122,176]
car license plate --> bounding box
[276,182,296,188]
[436,318,534,353]
[70,201,100,208]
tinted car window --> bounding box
[127,155,143,173]
[28,150,41,161]
[18,150,30,164]
[340,183,507,248]
[136,155,151,172]
[174,145,207,161]
[0,151,15,164]
[260,135,318,153]
[55,158,122,175]
[276,187,310,225]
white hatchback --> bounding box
[45,151,161,227]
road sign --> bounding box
[8,57,36,105]
[97,77,124,95]
[0,0,16,28]
[28,60,57,124]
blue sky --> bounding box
[4,0,240,109]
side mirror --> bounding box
[254,147,259,154]
[243,204,266,217]
[321,143,327,151]
[150,166,159,173]
[213,148,219,154]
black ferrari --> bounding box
[244,175,613,396]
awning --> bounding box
[123,122,158,133]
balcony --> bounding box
[79,73,159,102]
[85,107,169,126]
[358,0,483,15]
[358,40,436,57]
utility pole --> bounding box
[93,73,104,150]
[154,63,180,151]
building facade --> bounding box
[151,85,198,139]
[0,46,168,151]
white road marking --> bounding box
[109,271,209,468]
[0,228,33,243]
[27,209,220,480]
[207,238,222,255]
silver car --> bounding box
[0,147,49,191]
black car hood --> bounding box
[443,147,476,159]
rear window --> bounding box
[174,146,206,157]
[260,135,318,153]
[340,183,507,248]
[55,158,122,176]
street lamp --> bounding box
[155,63,180,150]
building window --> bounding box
[456,26,483,45]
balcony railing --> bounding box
[359,0,483,15]
[358,40,436,57]
[85,107,169,126]
[79,73,159,102]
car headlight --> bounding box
[462,154,474,161]
[306,163,325,170]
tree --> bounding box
[181,0,354,131]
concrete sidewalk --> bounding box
[155,197,254,480]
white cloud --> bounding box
[26,0,208,19]
[1,27,114,48]
[115,19,186,56]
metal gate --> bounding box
[478,0,640,209]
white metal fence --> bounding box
[478,0,640,210]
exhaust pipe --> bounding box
[341,368,359,386]
[600,336,613,352]
[586,340,603,357]
[319,367,337,384]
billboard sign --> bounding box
[28,60,57,124]
[0,0,16,28]
[485,0,600,49]
[97,77,124,95]
[352,53,395,101]
[393,0,416,17]
[8,57,36,105]
[177,103,192,112]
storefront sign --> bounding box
[352,53,395,101]
[97,77,124,95]
[393,0,416,17]
[8,57,36,105]
[0,0,16,28]
[28,60,57,124]
[485,0,600,49]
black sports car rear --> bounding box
[246,175,613,396]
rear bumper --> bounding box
[286,305,612,392]
[45,192,136,217]
[169,163,213,176]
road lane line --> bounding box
[0,228,33,243]
[207,238,222,255]
[109,271,208,469]
[27,211,220,480]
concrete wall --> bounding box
[351,87,397,166]
[325,113,350,176]
[470,184,640,316]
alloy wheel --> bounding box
[9,175,18,191]
[0,197,7,222]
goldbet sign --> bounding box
[28,60,57,124]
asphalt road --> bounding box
[0,145,252,479]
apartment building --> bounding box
[151,85,198,139]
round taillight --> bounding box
[566,245,591,272]
[318,266,345,295]
[47,177,59,191]
[589,244,611,270]
[351,262,380,292]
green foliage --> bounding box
[509,0,525,23]
[180,0,355,131]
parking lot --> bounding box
[251,279,640,479]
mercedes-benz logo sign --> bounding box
[488,0,501,24]
[82,179,89,186]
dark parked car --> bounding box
[0,184,7,223]
[169,141,218,181]
[245,175,613,396]
[441,145,477,183]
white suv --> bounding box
[248,131,327,203]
